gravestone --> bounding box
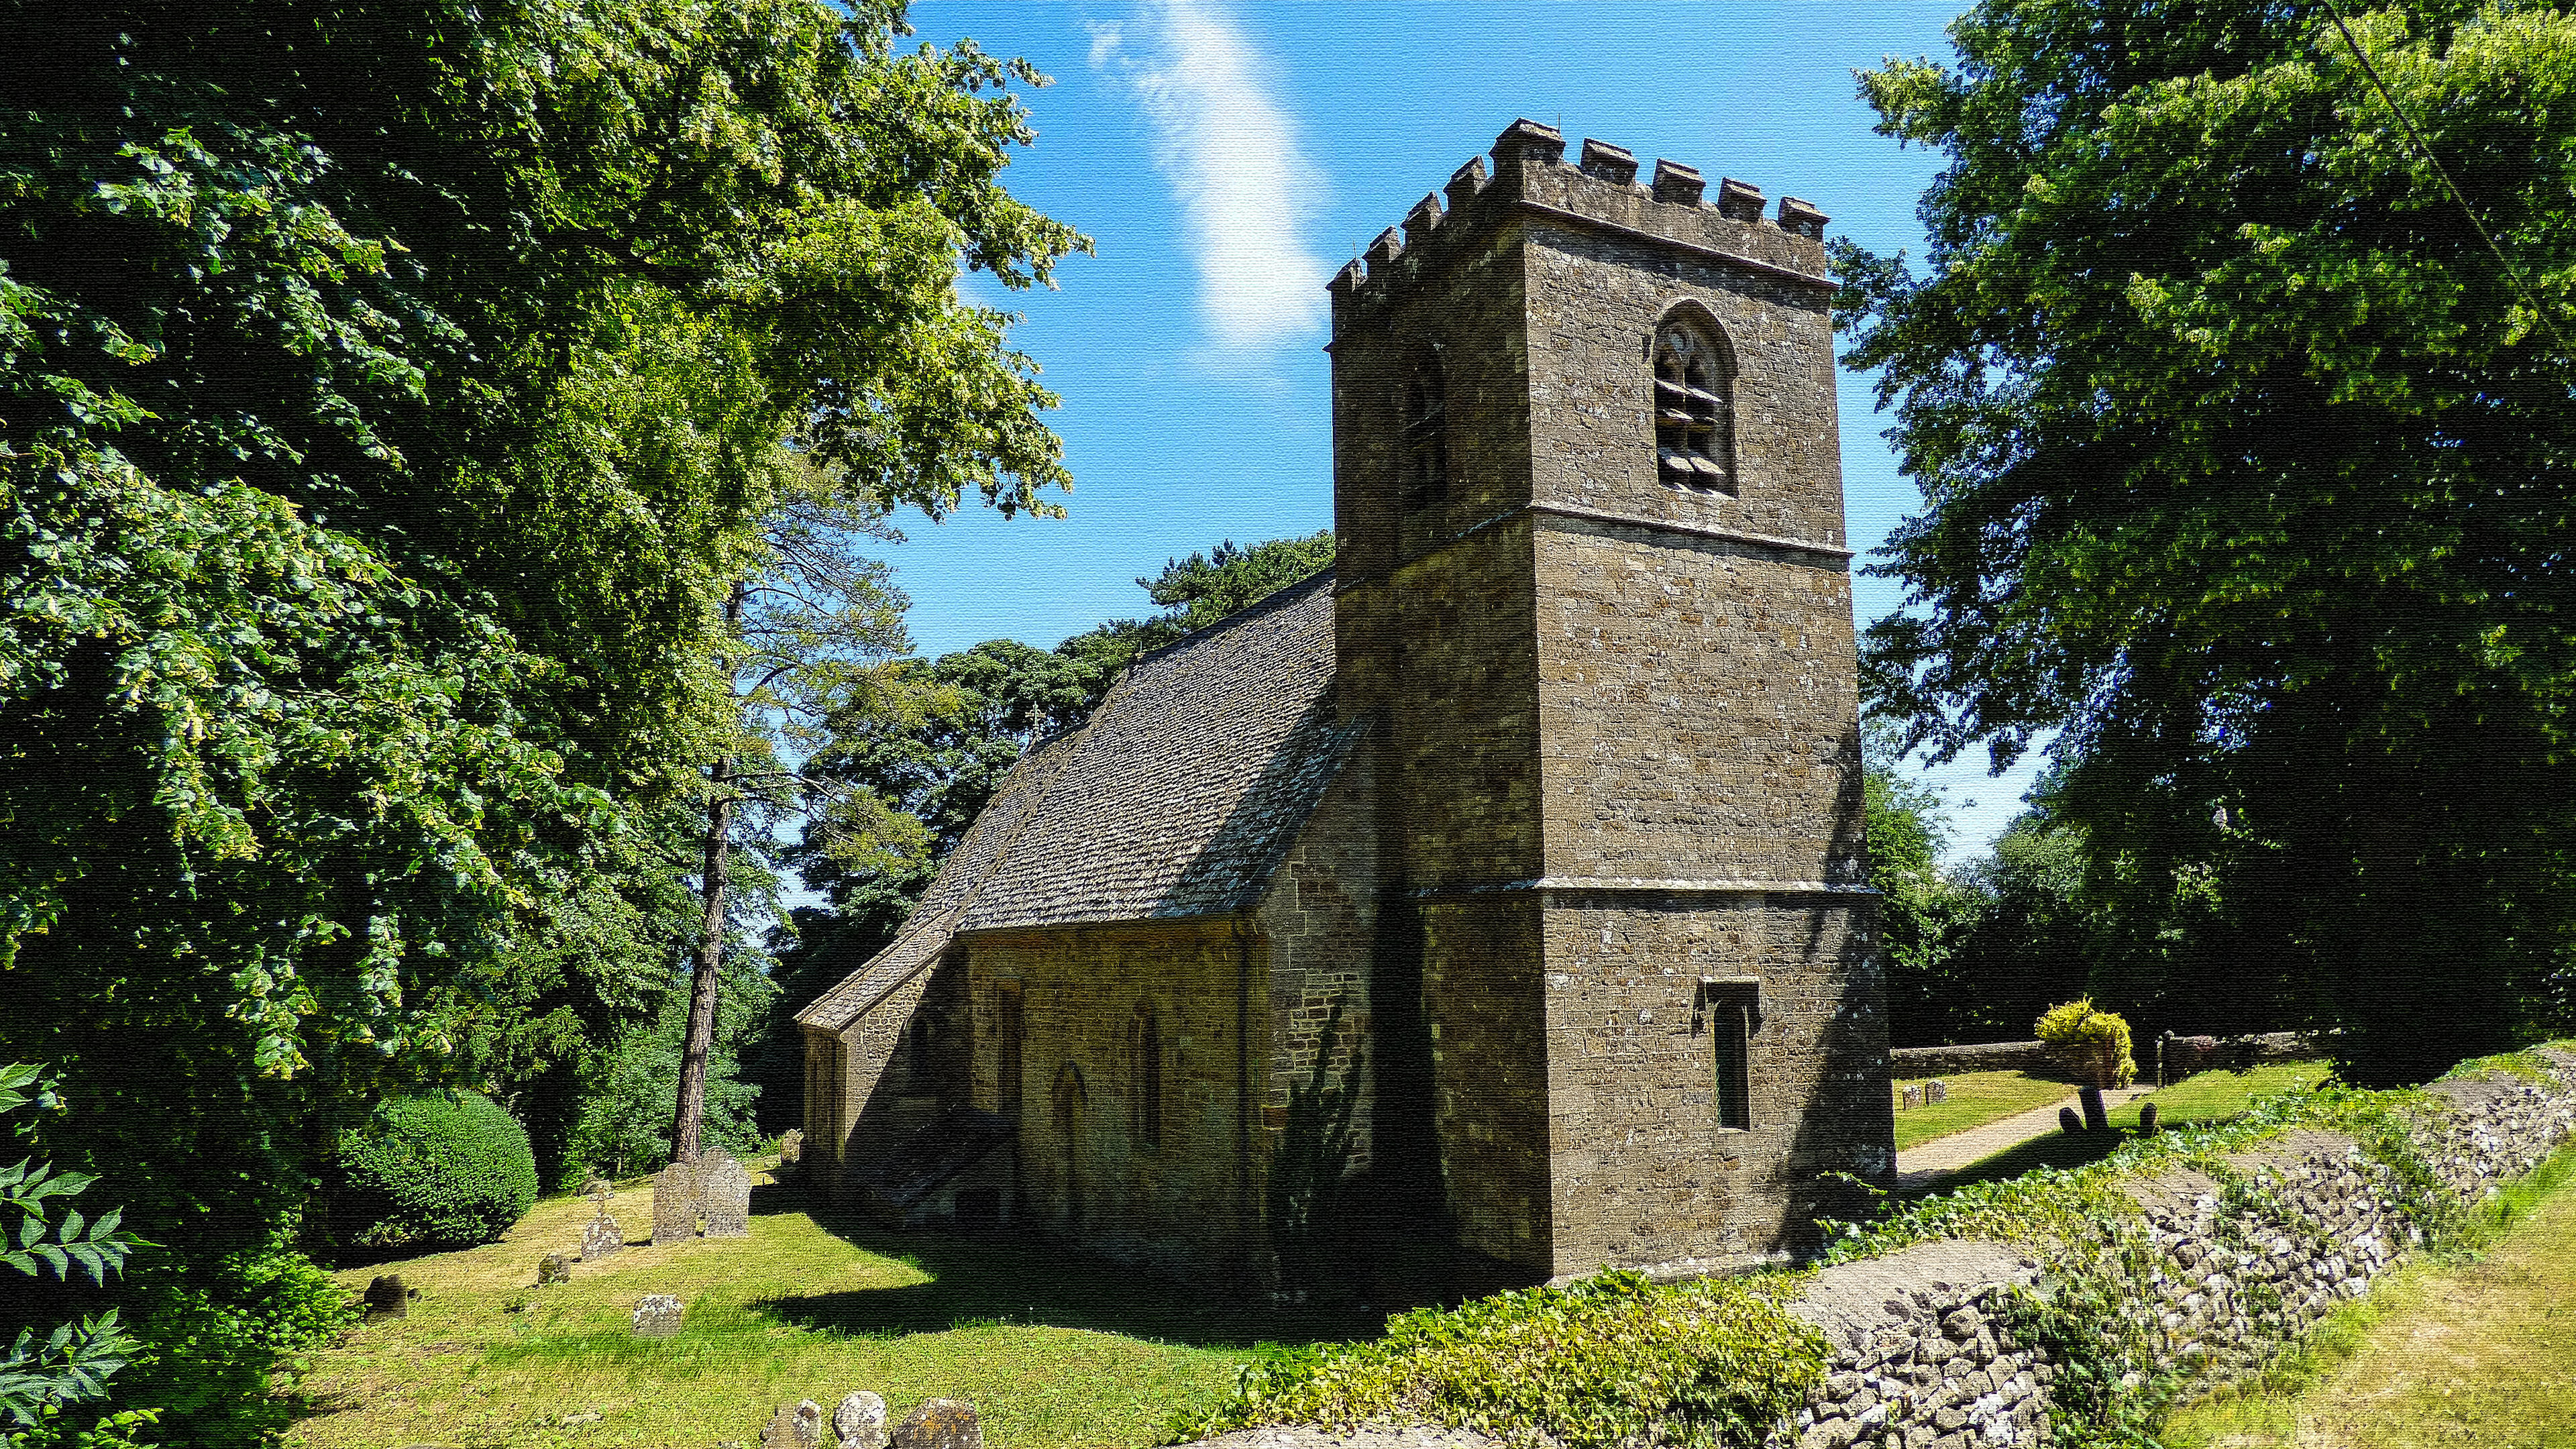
[362,1274,410,1319]
[891,1399,981,1449]
[834,1391,888,1449]
[537,1252,572,1285]
[762,1400,824,1449]
[1925,1079,1949,1104]
[2058,1106,2084,1135]
[2078,1085,2109,1132]
[651,1160,700,1245]
[699,1149,753,1238]
[778,1128,804,1165]
[2139,1102,2161,1134]
[580,1176,623,1260]
[1900,1085,1922,1110]
[632,1293,685,1338]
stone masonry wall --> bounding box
[1782,1049,2576,1449]
[961,919,1265,1276]
[1255,749,1379,1175]
[1536,894,1884,1278]
[813,966,941,1204]
[1533,519,1865,886]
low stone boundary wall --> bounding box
[1785,1048,2576,1449]
[1888,1040,2055,1077]
[1891,1030,2322,1081]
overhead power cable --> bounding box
[2316,0,2573,359]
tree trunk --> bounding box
[674,583,747,1168]
[672,761,733,1168]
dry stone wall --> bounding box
[1783,1049,2576,1449]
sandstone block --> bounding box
[892,1399,981,1449]
[834,1391,889,1449]
[651,1160,699,1245]
[762,1400,824,1449]
[632,1293,684,1338]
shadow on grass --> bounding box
[751,1203,1383,1350]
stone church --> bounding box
[797,119,1892,1286]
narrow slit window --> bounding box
[1702,979,1756,1130]
[1403,358,1448,510]
[1130,1006,1163,1152]
[1653,323,1736,496]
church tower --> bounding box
[1329,119,1890,1278]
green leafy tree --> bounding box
[1862,721,1992,1046]
[1057,529,1338,678]
[4,0,1083,1431]
[1839,0,2576,1082]
[1,1065,146,1440]
[567,946,780,1183]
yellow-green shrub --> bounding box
[2035,998,2136,1088]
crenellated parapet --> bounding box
[1328,117,1831,330]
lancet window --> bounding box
[1653,321,1735,494]
[1402,358,1448,509]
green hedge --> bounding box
[332,1091,537,1255]
[1174,1270,1825,1449]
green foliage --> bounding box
[1841,0,2576,1083]
[1179,1271,1825,1449]
[1,1065,145,1436]
[331,1093,539,1255]
[2035,1000,2137,1090]
[564,955,778,1182]
[1058,530,1338,679]
[95,1246,354,1449]
[1864,720,1986,1045]
[5,0,1085,1428]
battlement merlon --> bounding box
[1328,118,1831,328]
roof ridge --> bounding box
[796,690,1135,1032]
[1127,564,1337,672]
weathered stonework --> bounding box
[797,117,1884,1284]
[1330,118,1880,1277]
[1780,1050,2576,1449]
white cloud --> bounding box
[1089,1,1331,352]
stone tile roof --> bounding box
[793,729,1082,1032]
[798,570,1353,1032]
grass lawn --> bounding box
[1931,1061,2334,1190]
[285,1164,1366,1449]
[2160,1142,2576,1448]
[1890,1069,2074,1151]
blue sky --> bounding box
[890,0,2041,859]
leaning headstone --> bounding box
[1900,1084,1923,1110]
[778,1128,804,1165]
[891,1399,981,1449]
[834,1391,889,1449]
[632,1293,684,1338]
[537,1252,572,1285]
[651,1159,700,1245]
[1925,1079,1949,1104]
[2058,1106,2084,1135]
[2139,1102,2161,1134]
[699,1149,753,1239]
[2078,1085,2110,1132]
[362,1274,409,1319]
[762,1400,825,1449]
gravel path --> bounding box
[1892,1085,2155,1191]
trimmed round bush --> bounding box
[333,1091,539,1254]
